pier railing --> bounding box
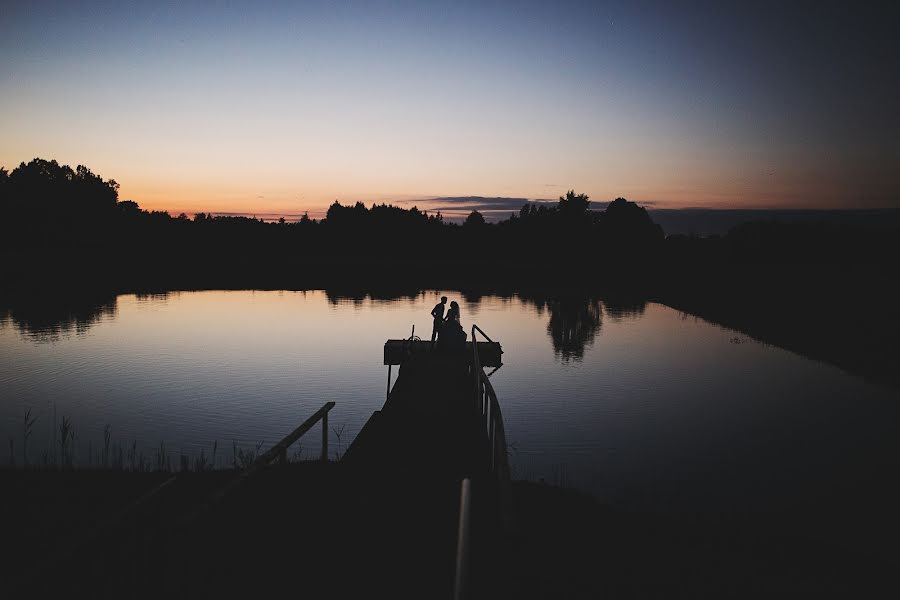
[178,402,337,528]
[455,326,512,600]
[256,401,335,466]
[470,325,510,483]
[37,402,338,578]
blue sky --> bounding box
[2,1,898,214]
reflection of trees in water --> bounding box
[519,292,647,362]
[2,294,118,343]
[460,291,487,321]
[602,294,647,322]
[545,297,603,362]
[135,292,172,303]
[325,288,424,307]
[517,293,604,362]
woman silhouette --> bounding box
[445,300,460,323]
[438,301,466,350]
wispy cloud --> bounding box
[390,196,557,221]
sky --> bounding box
[1,0,898,216]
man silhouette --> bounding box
[430,296,447,343]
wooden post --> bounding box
[454,478,472,600]
[491,419,497,473]
[321,411,328,462]
[475,376,480,411]
[386,364,392,400]
[252,402,334,467]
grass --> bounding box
[332,424,346,461]
[6,405,339,473]
[232,440,264,469]
[22,408,36,466]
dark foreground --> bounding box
[6,349,897,598]
[3,466,896,599]
[4,340,898,598]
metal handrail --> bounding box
[470,325,511,484]
[256,401,335,466]
[35,403,338,582]
[454,326,513,599]
[177,402,337,530]
[471,323,495,344]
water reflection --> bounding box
[1,288,898,530]
[319,288,642,362]
[530,295,604,362]
[135,292,173,303]
[1,293,118,343]
[601,292,648,322]
[2,289,649,365]
[325,287,424,306]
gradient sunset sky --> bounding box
[2,1,898,216]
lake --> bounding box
[2,289,897,515]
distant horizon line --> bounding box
[149,202,900,224]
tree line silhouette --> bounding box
[0,158,665,267]
[2,157,897,289]
[2,160,898,388]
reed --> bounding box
[193,441,217,472]
[232,440,264,469]
[154,441,168,471]
[128,441,137,471]
[23,408,37,466]
[331,424,346,461]
[103,424,111,467]
[58,416,74,467]
[6,408,315,473]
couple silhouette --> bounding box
[430,296,465,349]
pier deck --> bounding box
[15,329,509,599]
[384,339,503,366]
[344,352,490,478]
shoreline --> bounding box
[3,257,897,390]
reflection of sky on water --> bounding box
[1,290,897,515]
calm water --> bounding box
[2,289,897,513]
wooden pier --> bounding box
[350,326,506,479]
[17,324,511,599]
[12,322,872,598]
[384,339,504,367]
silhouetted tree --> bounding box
[597,197,664,251]
[0,158,685,277]
[118,200,141,218]
[558,189,590,215]
[464,210,486,227]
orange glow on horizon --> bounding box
[119,182,868,219]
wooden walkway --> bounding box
[384,339,503,366]
[344,352,489,478]
[15,327,510,599]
